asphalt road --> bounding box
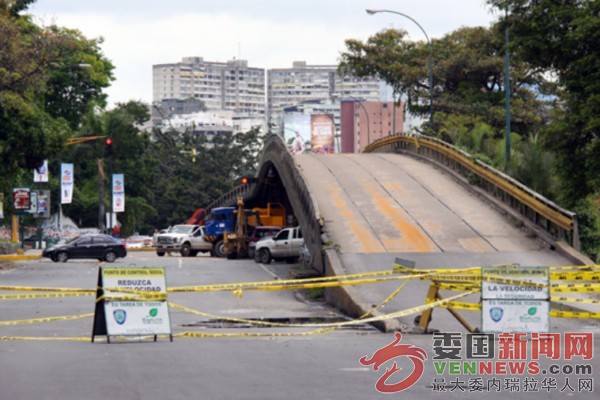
[1,252,598,399]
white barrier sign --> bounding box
[482,300,549,333]
[96,267,172,338]
[481,265,549,333]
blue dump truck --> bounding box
[203,199,288,258]
[203,206,236,258]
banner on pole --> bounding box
[112,174,125,213]
[61,163,74,204]
[33,160,49,183]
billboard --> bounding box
[310,114,335,154]
[283,114,310,154]
[13,188,31,211]
[284,113,335,154]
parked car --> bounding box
[247,226,283,259]
[125,235,153,248]
[254,227,303,264]
[42,234,127,263]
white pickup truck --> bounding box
[253,226,303,264]
[155,224,212,257]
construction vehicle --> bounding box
[186,208,207,225]
[223,197,251,258]
[203,197,287,258]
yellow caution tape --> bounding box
[551,296,600,305]
[168,275,409,294]
[173,278,415,331]
[179,329,337,338]
[550,265,600,271]
[437,301,600,319]
[0,313,93,326]
[0,292,93,300]
[0,336,90,342]
[1,281,416,340]
[1,264,598,299]
[95,293,168,303]
[435,282,480,292]
[0,286,94,293]
[174,290,477,329]
[550,271,600,281]
[551,283,600,293]
[440,302,482,311]
[550,310,600,319]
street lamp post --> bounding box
[334,95,371,151]
[366,9,434,127]
[349,99,371,151]
[504,8,511,163]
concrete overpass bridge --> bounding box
[213,133,589,331]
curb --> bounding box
[125,247,156,252]
[0,254,42,261]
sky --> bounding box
[29,0,500,107]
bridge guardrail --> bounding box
[364,133,580,250]
[204,183,256,214]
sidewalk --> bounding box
[0,249,43,261]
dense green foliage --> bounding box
[0,2,113,190]
[147,126,264,232]
[339,25,550,139]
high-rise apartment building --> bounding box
[267,61,385,132]
[152,58,394,140]
[152,57,266,116]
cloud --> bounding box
[30,1,496,106]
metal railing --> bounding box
[364,133,580,249]
[204,183,256,214]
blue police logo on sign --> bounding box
[490,307,503,323]
[113,309,127,325]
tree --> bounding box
[339,25,549,138]
[339,29,425,119]
[148,127,264,229]
[60,101,156,235]
[486,0,600,205]
[0,2,114,189]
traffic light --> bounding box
[241,176,257,185]
[105,137,113,157]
